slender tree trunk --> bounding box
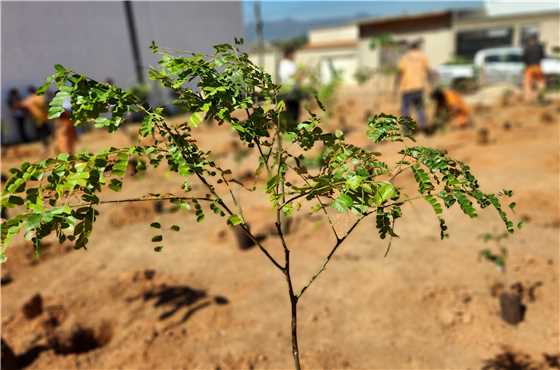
[289,291,301,370]
[283,247,302,370]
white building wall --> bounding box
[534,16,560,51]
[357,28,454,70]
[358,40,379,69]
[393,28,454,66]
[249,51,280,83]
[296,48,359,85]
[309,24,359,45]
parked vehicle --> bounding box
[436,47,560,88]
[435,63,476,91]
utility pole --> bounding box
[124,0,144,84]
[254,0,264,69]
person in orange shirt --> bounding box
[395,39,431,132]
[54,97,77,155]
[21,86,52,151]
[522,34,546,102]
[430,87,472,129]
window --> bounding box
[505,53,522,63]
[484,52,522,64]
[456,27,514,59]
[485,55,501,63]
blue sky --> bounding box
[242,1,483,23]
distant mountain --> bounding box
[244,13,371,42]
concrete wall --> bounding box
[1,1,242,143]
[296,47,358,85]
[357,28,454,70]
[309,24,358,45]
[358,40,379,69]
[249,50,280,83]
[393,28,454,66]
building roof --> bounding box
[300,40,358,50]
[356,10,452,27]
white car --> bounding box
[436,46,560,87]
[435,64,475,86]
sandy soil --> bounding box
[1,86,559,370]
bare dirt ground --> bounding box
[1,86,559,370]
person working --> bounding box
[522,34,546,102]
[430,87,472,129]
[21,86,51,151]
[395,39,431,132]
[278,48,301,130]
[7,88,29,143]
[54,96,77,155]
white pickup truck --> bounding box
[436,47,560,87]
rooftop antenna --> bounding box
[254,0,265,69]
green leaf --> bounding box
[373,182,396,205]
[7,195,24,206]
[189,112,203,127]
[424,195,442,215]
[57,153,70,161]
[108,178,122,192]
[95,117,111,128]
[227,214,243,226]
[154,246,163,252]
[411,165,434,194]
[170,224,180,232]
[111,152,129,176]
[54,64,66,73]
[454,191,477,218]
[140,114,155,137]
[345,175,363,191]
[151,235,163,242]
[150,222,161,229]
[332,193,353,213]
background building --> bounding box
[252,2,559,86]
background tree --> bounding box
[0,40,517,370]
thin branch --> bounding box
[246,108,272,176]
[389,164,413,181]
[69,195,213,208]
[154,114,284,271]
[296,211,373,298]
[255,139,271,174]
[383,217,397,257]
[221,174,246,221]
[287,163,339,240]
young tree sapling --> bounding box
[0,40,517,369]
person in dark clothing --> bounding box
[278,48,302,131]
[7,88,30,143]
[522,34,546,102]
